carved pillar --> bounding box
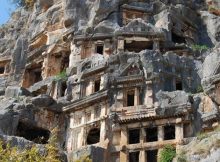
[91,108,95,121]
[140,151,146,162]
[100,120,106,143]
[100,75,105,90]
[144,81,153,107]
[153,40,160,50]
[87,81,94,96]
[175,122,183,143]
[69,42,82,66]
[117,37,124,52]
[66,128,73,152]
[120,126,128,162]
[139,127,146,161]
[135,87,140,106]
[158,126,164,141]
[79,113,86,147]
[78,127,85,148]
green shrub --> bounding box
[74,155,92,162]
[191,44,209,52]
[159,145,176,162]
[176,152,187,162]
[208,5,219,11]
[0,128,61,162]
[196,85,204,93]
[54,70,67,81]
[197,132,208,141]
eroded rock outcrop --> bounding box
[0,0,220,162]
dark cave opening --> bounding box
[16,122,50,144]
[87,128,100,145]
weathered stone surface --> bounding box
[0,98,18,135]
[31,94,55,107]
[5,86,32,98]
[175,132,220,162]
[68,146,105,162]
[1,0,220,161]
[201,11,220,44]
[155,91,191,116]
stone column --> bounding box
[66,129,73,152]
[79,113,86,147]
[104,39,111,57]
[100,75,105,90]
[140,128,146,161]
[69,42,82,66]
[91,108,95,121]
[144,81,153,107]
[120,126,128,162]
[78,127,85,147]
[153,40,160,50]
[86,81,94,96]
[117,37,124,52]
[135,87,140,106]
[158,126,164,141]
[100,120,106,143]
[140,127,145,144]
[140,151,146,162]
[100,102,107,143]
[175,123,183,143]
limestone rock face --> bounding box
[0,0,220,162]
[64,0,120,31]
[201,11,220,44]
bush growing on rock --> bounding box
[0,129,61,162]
[159,144,176,162]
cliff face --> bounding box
[0,0,220,162]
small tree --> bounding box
[0,128,62,162]
[159,145,176,162]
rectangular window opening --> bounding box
[94,79,101,92]
[172,32,186,44]
[146,150,158,162]
[61,55,70,72]
[96,45,104,55]
[129,151,139,162]
[61,82,67,97]
[164,77,174,92]
[0,67,5,74]
[176,80,183,90]
[146,127,158,142]
[164,125,175,140]
[124,41,153,53]
[34,70,42,83]
[127,90,135,107]
[129,129,140,144]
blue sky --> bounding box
[0,0,16,25]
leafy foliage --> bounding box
[176,152,187,162]
[208,5,219,11]
[0,128,61,162]
[74,155,92,162]
[197,132,208,141]
[54,70,67,81]
[196,85,204,93]
[159,145,176,162]
[191,44,209,52]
